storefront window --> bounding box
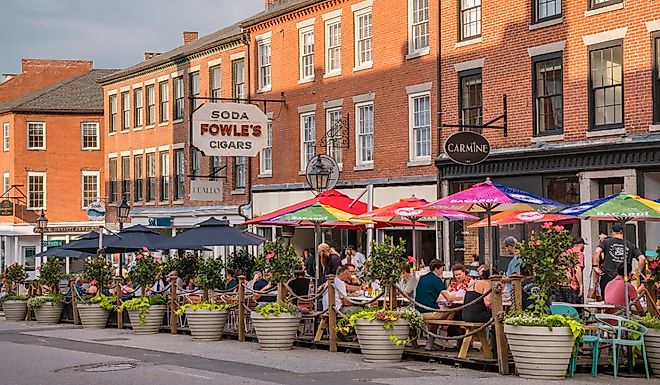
[598,178,625,237]
[545,175,580,205]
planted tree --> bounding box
[227,248,256,278]
[27,258,65,311]
[2,263,28,294]
[82,256,113,293]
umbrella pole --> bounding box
[486,207,493,274]
[621,219,630,318]
[314,221,321,283]
[411,218,417,270]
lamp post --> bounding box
[36,209,48,274]
[116,198,131,276]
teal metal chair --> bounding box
[549,304,600,377]
[594,314,650,379]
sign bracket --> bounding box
[187,164,228,180]
[442,94,508,137]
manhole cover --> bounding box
[55,362,137,373]
[91,337,130,342]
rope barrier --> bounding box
[423,318,495,340]
[342,291,385,306]
[283,282,328,301]
[395,285,492,313]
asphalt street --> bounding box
[0,320,652,385]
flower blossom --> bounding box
[407,255,416,263]
[542,222,552,229]
[136,254,143,260]
[266,252,275,260]
[554,225,564,232]
[90,279,98,285]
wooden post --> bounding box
[510,274,523,311]
[388,282,397,310]
[489,275,509,375]
[277,281,285,303]
[170,277,177,334]
[327,274,337,352]
[644,279,659,317]
[115,277,123,329]
[70,280,80,325]
[238,275,246,342]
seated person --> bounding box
[344,263,367,293]
[225,270,238,290]
[86,279,99,296]
[398,265,416,297]
[121,278,137,299]
[184,275,196,291]
[321,265,353,312]
[288,271,310,305]
[247,271,262,291]
[74,277,86,296]
[252,270,276,303]
[440,264,473,302]
[604,263,644,314]
[150,272,165,293]
[414,259,446,319]
[462,277,492,323]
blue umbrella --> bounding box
[62,231,121,253]
[33,246,95,259]
[158,218,265,249]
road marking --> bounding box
[164,369,213,380]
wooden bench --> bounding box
[314,313,331,342]
[425,320,492,359]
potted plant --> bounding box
[119,252,166,334]
[250,239,301,351]
[77,256,114,329]
[227,249,256,279]
[175,257,232,341]
[504,223,585,380]
[1,263,29,321]
[638,314,660,374]
[28,258,65,324]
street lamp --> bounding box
[116,198,131,277]
[36,209,49,253]
[307,157,332,194]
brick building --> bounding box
[0,61,114,276]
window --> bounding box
[190,72,200,111]
[173,76,184,120]
[27,172,45,209]
[232,59,245,101]
[534,0,561,23]
[459,69,483,131]
[300,113,316,170]
[589,43,623,130]
[3,172,10,195]
[355,9,372,68]
[325,19,341,74]
[261,121,272,174]
[545,175,580,206]
[174,149,184,200]
[210,65,221,101]
[233,157,246,190]
[109,94,117,133]
[589,0,622,10]
[121,156,130,201]
[409,0,429,53]
[121,92,130,130]
[159,80,169,123]
[409,93,431,160]
[23,246,36,274]
[27,122,45,150]
[3,122,9,151]
[326,108,343,164]
[299,27,315,81]
[356,103,374,165]
[533,53,563,135]
[146,84,155,126]
[133,88,143,128]
[210,156,222,181]
[654,33,660,124]
[109,158,117,203]
[81,171,100,209]
[81,122,99,150]
[160,151,170,201]
[191,148,201,180]
[134,155,143,202]
[258,39,272,90]
[146,153,156,202]
[460,0,481,41]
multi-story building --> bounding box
[0,60,114,276]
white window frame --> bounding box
[3,122,9,151]
[325,17,342,76]
[260,121,273,175]
[121,91,130,131]
[299,26,315,82]
[134,87,143,128]
[257,38,272,92]
[80,122,100,150]
[3,172,9,194]
[355,102,374,166]
[81,170,100,209]
[26,122,46,150]
[408,91,432,162]
[354,7,373,70]
[325,108,343,167]
[26,171,46,210]
[408,0,430,57]
[300,112,316,171]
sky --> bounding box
[0,0,265,74]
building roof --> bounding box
[99,23,243,84]
[0,69,118,114]
[241,0,323,28]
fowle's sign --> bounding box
[189,180,223,201]
[192,103,269,157]
[443,131,491,165]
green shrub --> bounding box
[27,294,63,311]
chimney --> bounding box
[183,31,199,44]
[264,0,281,10]
[144,52,161,61]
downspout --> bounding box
[238,32,252,222]
[436,2,450,265]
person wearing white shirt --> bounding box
[343,245,366,269]
[322,265,352,311]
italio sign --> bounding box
[443,131,491,165]
[189,180,223,201]
[192,102,269,157]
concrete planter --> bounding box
[251,312,299,351]
[354,318,410,363]
[77,303,110,329]
[34,302,64,325]
[186,309,229,341]
[647,328,660,376]
[3,300,27,321]
[505,324,574,379]
[127,304,166,335]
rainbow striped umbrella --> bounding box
[273,203,373,224]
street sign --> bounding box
[189,180,223,201]
[34,226,100,234]
[443,131,491,165]
[0,199,13,216]
[42,240,64,248]
[148,217,172,227]
[192,102,269,157]
[86,201,106,221]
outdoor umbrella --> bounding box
[424,178,565,269]
[62,231,121,254]
[559,193,660,317]
[468,211,577,228]
[353,196,478,267]
[158,217,264,249]
[33,246,95,259]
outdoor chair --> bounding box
[593,314,650,379]
[549,304,600,377]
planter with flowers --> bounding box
[77,256,114,329]
[1,263,29,321]
[250,239,301,350]
[638,315,660,375]
[175,257,232,341]
[29,258,65,324]
[120,253,166,334]
[503,223,585,380]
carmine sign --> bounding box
[192,102,269,157]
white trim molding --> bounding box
[585,2,624,17]
[119,86,130,92]
[406,82,433,95]
[582,27,627,46]
[296,17,316,30]
[157,74,169,82]
[323,99,343,109]
[454,58,485,72]
[351,0,372,12]
[297,104,316,114]
[649,124,660,133]
[255,31,272,41]
[132,149,144,155]
[585,128,626,138]
[120,151,131,157]
[646,20,660,33]
[529,17,563,30]
[170,70,184,78]
[230,52,245,60]
[107,89,117,96]
[352,92,375,104]
[172,143,185,150]
[144,79,155,86]
[189,65,200,72]
[527,41,566,57]
[207,58,222,67]
[322,9,342,21]
[158,145,171,152]
[455,37,482,48]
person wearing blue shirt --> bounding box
[414,259,448,350]
[504,236,521,297]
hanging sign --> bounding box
[189,180,223,201]
[443,131,491,165]
[192,102,269,157]
[0,199,13,216]
[86,201,106,221]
